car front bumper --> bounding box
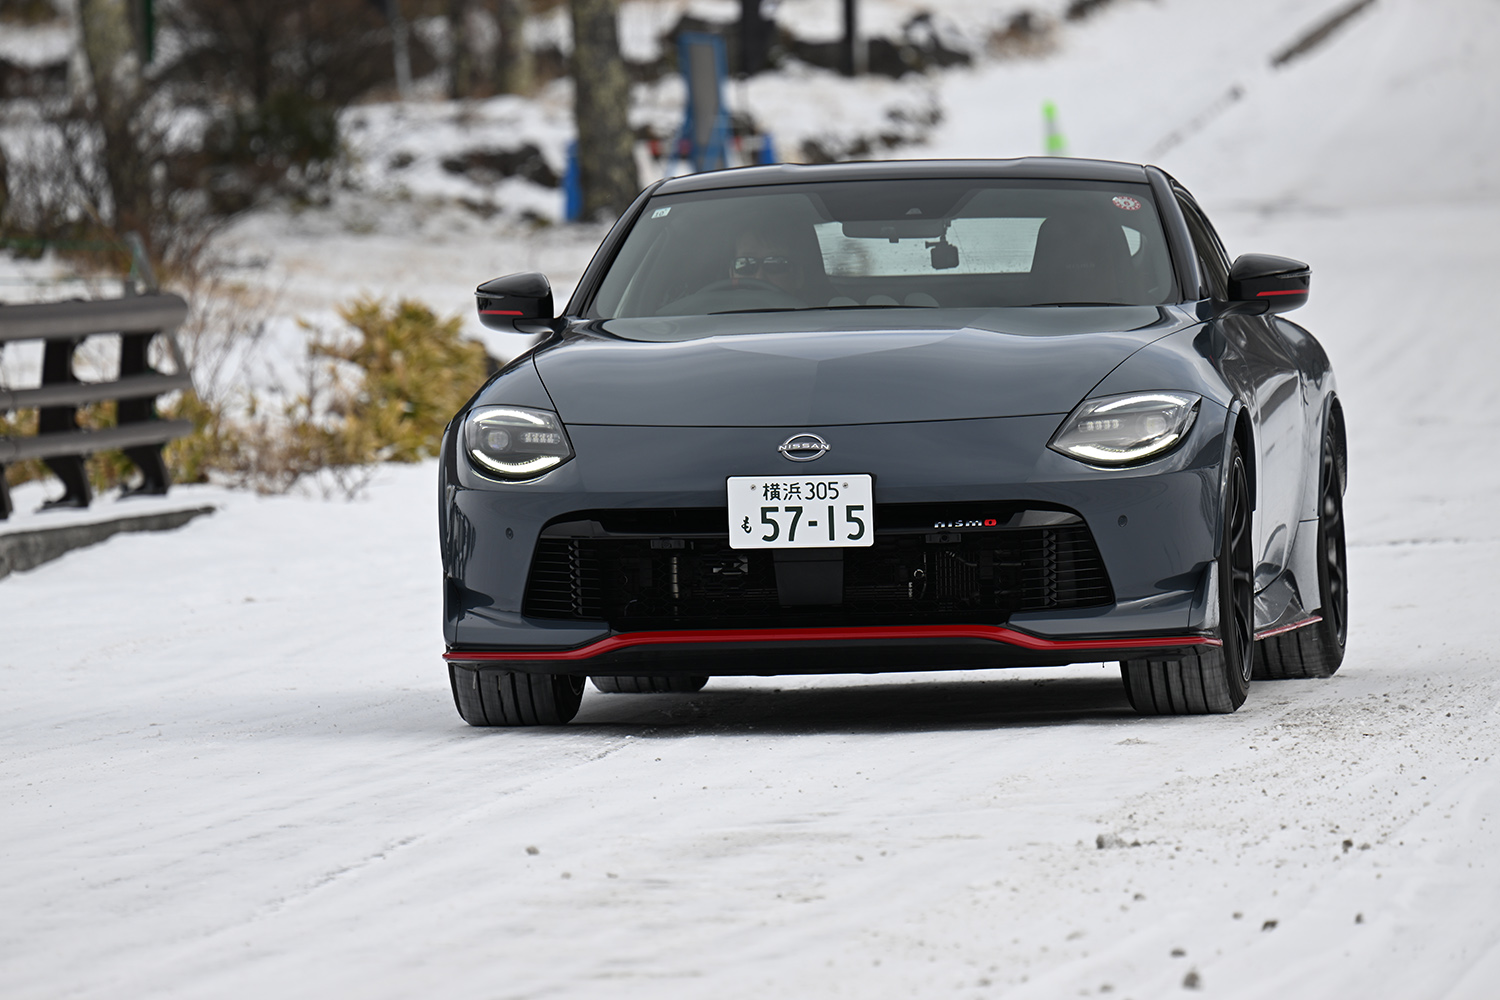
[440,402,1232,673]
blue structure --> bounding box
[562,141,582,221]
[671,33,734,174]
[755,132,777,165]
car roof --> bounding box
[654,157,1151,195]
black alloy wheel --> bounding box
[1318,427,1350,646]
[1255,415,1347,678]
[1222,442,1257,683]
[449,665,586,726]
[1121,440,1255,714]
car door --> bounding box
[1175,190,1306,591]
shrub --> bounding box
[205,296,493,496]
[307,297,492,466]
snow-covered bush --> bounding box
[165,297,491,498]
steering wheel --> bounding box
[700,277,798,298]
[657,277,806,315]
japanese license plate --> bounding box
[726,475,874,549]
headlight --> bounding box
[463,405,574,480]
[1049,391,1201,465]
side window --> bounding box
[1176,194,1230,300]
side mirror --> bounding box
[1228,254,1310,313]
[475,272,553,330]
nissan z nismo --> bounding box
[438,157,1348,725]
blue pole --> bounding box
[563,141,582,221]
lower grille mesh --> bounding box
[522,507,1112,629]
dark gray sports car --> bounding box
[440,158,1347,726]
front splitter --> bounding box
[444,624,1220,676]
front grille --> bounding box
[521,538,601,618]
[522,505,1113,629]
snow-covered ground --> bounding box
[5,0,1500,996]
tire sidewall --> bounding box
[1316,420,1348,651]
[1219,444,1254,702]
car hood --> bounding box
[533,306,1186,426]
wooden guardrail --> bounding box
[0,293,195,520]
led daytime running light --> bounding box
[1049,391,1201,466]
[464,405,574,480]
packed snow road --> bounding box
[7,0,1500,993]
[4,203,1500,999]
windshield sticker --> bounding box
[1112,195,1142,211]
[651,207,672,219]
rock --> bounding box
[441,144,560,188]
[1096,832,1141,849]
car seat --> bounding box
[1026,212,1139,305]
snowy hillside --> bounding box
[5,1,1500,997]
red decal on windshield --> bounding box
[1112,195,1142,211]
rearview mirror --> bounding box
[842,219,946,242]
[1228,254,1309,313]
[476,272,553,330]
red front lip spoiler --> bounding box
[443,624,1221,662]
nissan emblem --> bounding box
[779,433,830,462]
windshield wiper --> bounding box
[1024,301,1133,307]
[812,304,926,311]
[708,303,932,315]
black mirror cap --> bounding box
[1228,253,1310,313]
[476,272,553,330]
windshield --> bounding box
[588,178,1177,319]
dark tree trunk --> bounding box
[77,0,152,239]
[384,0,414,99]
[250,21,271,105]
[0,139,9,229]
[569,0,637,220]
[740,0,769,76]
[494,0,531,95]
[841,0,860,76]
[448,0,472,98]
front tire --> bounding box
[1255,414,1347,679]
[449,665,585,726]
[1121,440,1255,714]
